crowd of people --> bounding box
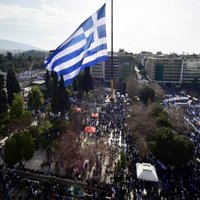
[0,87,200,199]
[160,87,200,199]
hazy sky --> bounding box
[0,0,200,54]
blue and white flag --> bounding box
[44,4,107,87]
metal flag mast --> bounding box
[111,0,114,99]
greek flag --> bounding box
[44,4,107,87]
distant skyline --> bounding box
[0,0,200,54]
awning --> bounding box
[74,107,81,112]
[91,113,99,118]
[84,126,96,133]
[136,163,158,182]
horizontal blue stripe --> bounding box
[64,78,75,88]
[45,33,86,67]
[81,55,108,70]
[55,45,107,79]
[45,3,107,88]
[58,34,85,51]
[56,59,83,78]
[50,32,95,70]
[44,4,106,69]
[64,56,107,88]
[51,47,84,70]
[85,43,107,57]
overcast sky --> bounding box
[0,0,200,54]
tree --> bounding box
[118,79,127,95]
[58,76,71,115]
[168,107,189,134]
[56,130,81,176]
[0,114,9,136]
[4,132,35,166]
[0,74,7,115]
[28,86,44,111]
[149,83,164,101]
[7,51,13,61]
[9,93,32,132]
[10,93,24,119]
[139,86,155,105]
[148,103,164,118]
[6,69,20,106]
[37,120,52,136]
[76,73,84,99]
[128,103,157,156]
[52,118,70,133]
[45,70,50,87]
[51,72,60,114]
[83,67,93,93]
[151,127,194,165]
[156,112,171,128]
[126,74,140,98]
[45,70,51,97]
[119,151,127,169]
[72,78,78,92]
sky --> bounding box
[0,0,200,54]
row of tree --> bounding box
[127,75,194,166]
[0,52,44,73]
[0,70,20,116]
[0,66,94,166]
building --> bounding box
[143,52,200,85]
[118,49,134,81]
[90,62,105,82]
[104,52,119,82]
[145,55,182,84]
[91,50,134,85]
[180,56,200,84]
[136,51,153,67]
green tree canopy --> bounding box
[149,103,164,118]
[6,69,20,106]
[37,120,52,136]
[151,127,194,165]
[51,72,60,114]
[4,132,35,166]
[58,76,71,115]
[119,150,127,169]
[0,114,9,136]
[9,93,32,132]
[72,78,78,92]
[52,118,70,133]
[10,93,24,119]
[83,67,93,93]
[156,112,171,128]
[0,74,7,115]
[28,86,44,111]
[7,51,13,61]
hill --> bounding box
[0,39,42,52]
[20,50,48,58]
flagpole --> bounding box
[111,0,114,99]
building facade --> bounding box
[91,50,134,84]
[144,54,200,85]
[180,56,200,84]
[145,55,182,84]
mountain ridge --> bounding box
[0,39,43,51]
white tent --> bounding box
[0,137,8,148]
[136,163,158,182]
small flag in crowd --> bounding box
[44,4,107,87]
